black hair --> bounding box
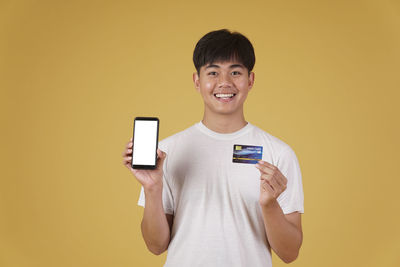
[193,29,255,75]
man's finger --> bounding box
[122,148,132,157]
[277,174,287,187]
[260,173,271,181]
[126,141,133,149]
[255,163,274,175]
[257,160,278,170]
[156,149,166,169]
[272,174,285,188]
[123,156,132,163]
[260,179,274,193]
[268,176,281,191]
[261,170,285,189]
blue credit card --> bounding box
[232,144,263,164]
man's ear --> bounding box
[193,72,200,92]
[248,72,255,91]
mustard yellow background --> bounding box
[1,0,399,266]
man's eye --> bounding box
[208,72,217,76]
[232,71,241,76]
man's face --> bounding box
[193,60,255,116]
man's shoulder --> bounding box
[254,123,296,164]
[251,122,292,152]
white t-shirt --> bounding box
[138,121,304,267]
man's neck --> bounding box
[201,111,248,134]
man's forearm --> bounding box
[260,200,302,263]
[141,189,171,255]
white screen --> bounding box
[132,120,158,165]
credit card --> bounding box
[232,144,263,164]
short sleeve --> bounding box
[276,146,304,214]
[137,173,174,215]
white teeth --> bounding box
[215,93,235,98]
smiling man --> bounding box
[123,29,304,267]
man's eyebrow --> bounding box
[205,64,245,69]
[205,64,220,69]
[229,64,245,69]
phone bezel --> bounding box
[131,117,159,170]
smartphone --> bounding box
[131,117,159,169]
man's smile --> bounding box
[213,93,237,103]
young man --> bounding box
[123,29,304,267]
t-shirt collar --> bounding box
[196,120,253,140]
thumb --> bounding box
[156,148,167,168]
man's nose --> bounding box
[218,72,232,87]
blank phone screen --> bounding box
[132,120,158,166]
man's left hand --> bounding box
[255,160,288,207]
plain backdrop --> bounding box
[1,0,399,266]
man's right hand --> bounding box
[122,137,167,193]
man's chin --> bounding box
[207,106,242,116]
